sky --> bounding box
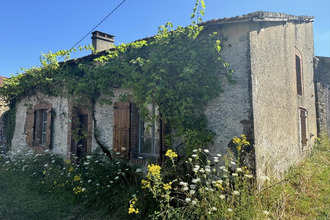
[0,0,329,78]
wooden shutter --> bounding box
[45,106,52,149]
[296,54,303,96]
[25,109,35,146]
[113,102,131,159]
[300,109,307,147]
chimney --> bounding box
[91,31,115,53]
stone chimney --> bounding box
[91,31,115,53]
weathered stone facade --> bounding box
[8,11,320,185]
[314,56,330,137]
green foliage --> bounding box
[0,0,232,153]
[2,100,16,151]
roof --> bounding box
[73,11,315,62]
[201,11,314,26]
[0,76,7,87]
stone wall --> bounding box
[314,56,330,136]
[204,22,253,157]
[0,97,8,153]
[249,20,317,183]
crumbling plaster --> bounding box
[249,21,317,181]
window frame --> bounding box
[295,48,304,96]
[299,107,308,151]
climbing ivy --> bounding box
[0,0,233,153]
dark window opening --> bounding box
[295,54,303,96]
[34,109,48,145]
[300,108,307,149]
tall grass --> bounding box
[0,135,329,219]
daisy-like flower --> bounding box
[220,194,225,199]
[189,190,195,195]
[185,198,191,203]
[183,186,189,191]
[190,184,196,189]
[236,168,242,172]
[211,207,217,211]
[232,173,238,177]
[216,153,222,157]
[192,200,197,205]
[192,154,197,158]
[263,210,270,215]
[232,190,240,196]
[203,149,209,153]
[214,157,219,162]
[192,149,198,152]
[192,178,200,183]
[230,161,236,165]
[228,208,233,212]
[135,168,142,173]
[245,174,253,178]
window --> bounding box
[25,103,52,149]
[113,102,161,160]
[295,49,303,96]
[299,108,307,150]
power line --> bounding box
[70,0,126,51]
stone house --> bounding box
[8,11,319,182]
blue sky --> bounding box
[0,0,329,77]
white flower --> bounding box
[86,155,92,159]
[185,198,191,203]
[192,200,197,205]
[138,156,143,159]
[245,174,253,178]
[214,157,219,162]
[228,208,233,212]
[115,176,119,180]
[116,161,120,165]
[189,190,195,195]
[216,154,222,157]
[188,158,192,162]
[132,194,136,198]
[192,178,200,183]
[45,149,50,153]
[205,168,211,173]
[211,207,217,211]
[44,164,48,167]
[199,169,205,173]
[82,188,86,192]
[183,186,189,191]
[230,161,236,165]
[135,168,142,173]
[205,187,209,191]
[220,195,225,200]
[232,173,238,177]
[220,166,225,170]
[88,179,92,183]
[192,149,197,152]
[190,184,196,190]
[5,161,9,164]
[233,191,240,196]
[203,149,209,153]
[110,181,114,184]
[51,160,55,164]
[179,182,188,186]
[192,154,197,158]
[263,210,270,215]
[236,168,242,172]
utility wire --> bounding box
[58,0,126,61]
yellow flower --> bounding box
[43,170,46,174]
[73,174,81,182]
[214,180,224,190]
[165,149,178,158]
[141,179,150,189]
[73,186,83,194]
[163,182,172,190]
[68,166,74,172]
[64,159,71,164]
[147,164,161,177]
[128,198,139,214]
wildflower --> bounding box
[179,181,188,186]
[68,166,74,172]
[192,178,200,183]
[135,168,142,173]
[43,170,46,175]
[230,161,236,165]
[86,155,91,159]
[192,149,197,152]
[263,210,270,215]
[220,166,225,170]
[165,149,178,158]
[141,179,150,189]
[228,208,233,212]
[188,158,192,162]
[190,184,196,189]
[185,197,191,203]
[205,168,211,173]
[214,157,219,162]
[73,186,83,194]
[163,182,172,190]
[211,207,217,211]
[232,190,240,196]
[232,173,238,177]
[199,169,205,173]
[45,149,50,153]
[220,194,225,200]
[192,200,197,205]
[128,197,139,214]
[203,149,209,153]
[147,164,161,177]
[88,179,92,183]
[82,188,86,192]
[44,164,48,167]
[189,190,195,195]
[51,160,55,164]
[64,159,71,164]
[183,186,189,191]
[245,174,253,178]
[191,154,197,158]
[216,153,222,157]
[116,161,120,165]
[73,174,81,182]
[115,176,119,180]
[214,180,224,190]
[132,194,136,198]
[236,168,242,172]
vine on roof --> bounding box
[0,0,233,152]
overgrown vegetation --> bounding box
[1,136,328,219]
[0,0,232,154]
